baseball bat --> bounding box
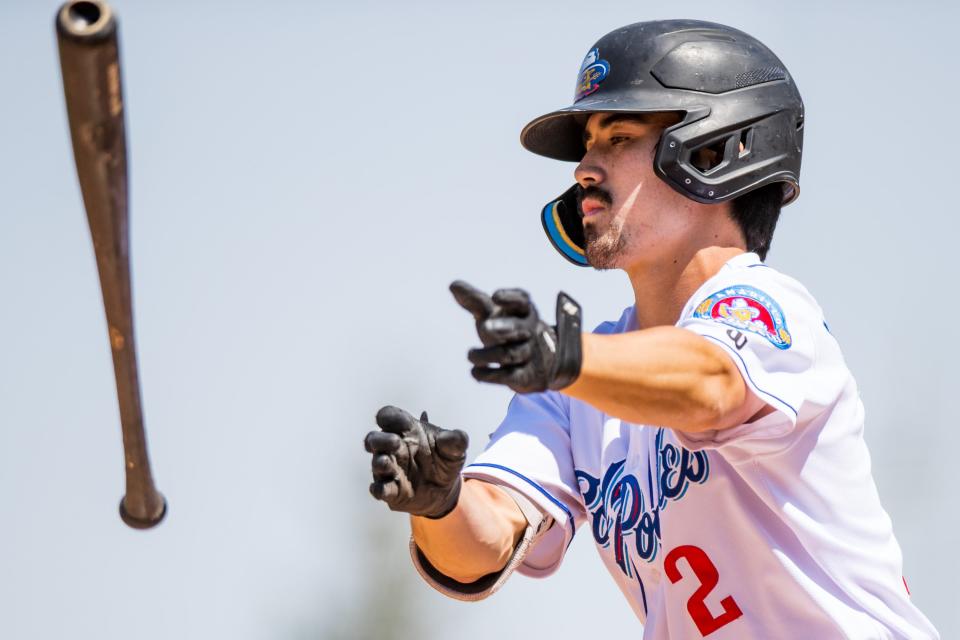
[56,0,166,529]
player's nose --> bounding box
[575,151,606,188]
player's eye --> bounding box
[609,135,630,145]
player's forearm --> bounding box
[411,479,526,584]
[564,326,747,432]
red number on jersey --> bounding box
[664,545,743,637]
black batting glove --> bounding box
[364,406,469,519]
[450,280,583,394]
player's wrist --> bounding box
[411,480,525,582]
[420,475,462,519]
[546,291,583,390]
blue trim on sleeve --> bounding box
[701,334,799,418]
[465,462,576,538]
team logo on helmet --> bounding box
[574,48,610,102]
[693,285,792,349]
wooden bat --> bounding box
[56,0,166,529]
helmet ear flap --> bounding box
[541,184,589,267]
[658,108,802,204]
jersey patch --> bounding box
[575,48,609,101]
[693,285,792,349]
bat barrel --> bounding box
[57,0,166,530]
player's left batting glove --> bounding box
[364,406,469,519]
[450,280,582,393]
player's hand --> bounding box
[364,406,469,519]
[450,280,583,393]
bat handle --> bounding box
[113,330,166,530]
[115,370,167,529]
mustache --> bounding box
[577,185,613,210]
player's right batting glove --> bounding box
[364,406,469,519]
[450,280,583,393]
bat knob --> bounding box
[67,1,103,29]
[119,494,167,530]
[57,1,116,42]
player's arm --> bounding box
[410,480,525,583]
[565,327,768,432]
[364,406,526,583]
[451,281,768,434]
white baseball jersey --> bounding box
[459,252,939,639]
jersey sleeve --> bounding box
[675,268,842,449]
[460,390,587,577]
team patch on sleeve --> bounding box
[693,285,792,349]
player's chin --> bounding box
[584,228,625,270]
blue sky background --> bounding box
[1,0,957,637]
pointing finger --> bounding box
[450,280,495,321]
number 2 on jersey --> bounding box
[665,545,743,637]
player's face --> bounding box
[575,113,706,270]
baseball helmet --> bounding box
[523,19,804,266]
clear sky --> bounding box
[1,0,957,637]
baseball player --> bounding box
[364,20,940,638]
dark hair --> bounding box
[728,183,784,260]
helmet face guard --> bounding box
[525,20,804,266]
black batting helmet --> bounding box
[524,19,804,266]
